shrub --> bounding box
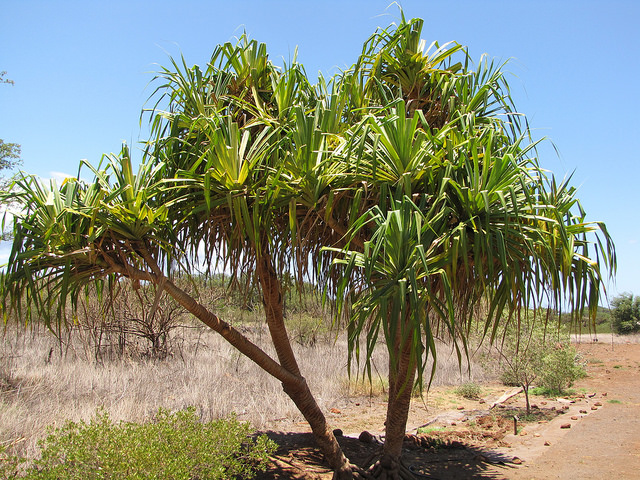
[611,293,640,334]
[537,344,586,394]
[454,382,481,400]
[494,322,546,413]
[22,408,276,480]
[0,446,25,479]
[493,314,587,411]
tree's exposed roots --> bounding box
[329,451,436,479]
[332,462,373,479]
[364,455,429,480]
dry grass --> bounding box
[0,318,494,460]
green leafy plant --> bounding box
[454,382,482,400]
[494,317,586,411]
[611,293,640,334]
[537,343,586,395]
[22,408,275,480]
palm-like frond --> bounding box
[0,146,178,326]
[324,13,615,386]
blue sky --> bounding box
[1,0,638,303]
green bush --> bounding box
[494,315,587,412]
[22,408,276,480]
[537,344,586,394]
[454,382,481,400]
[0,445,26,479]
[611,293,640,334]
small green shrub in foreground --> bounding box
[22,408,276,480]
[0,446,26,479]
[416,426,446,435]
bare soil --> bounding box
[256,337,640,479]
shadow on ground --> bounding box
[256,431,518,479]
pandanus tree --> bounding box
[320,16,615,477]
[2,37,356,477]
[1,14,614,480]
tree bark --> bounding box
[384,337,417,455]
[255,248,356,477]
[370,321,417,479]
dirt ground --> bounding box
[256,336,640,479]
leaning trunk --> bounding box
[131,241,357,477]
[255,249,356,478]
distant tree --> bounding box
[0,140,21,175]
[1,72,22,186]
[611,293,640,334]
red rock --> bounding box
[591,406,599,410]
[560,423,571,429]
[571,416,579,420]
[544,441,551,446]
[594,401,603,406]
[580,410,588,414]
[330,408,341,414]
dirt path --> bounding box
[495,341,640,480]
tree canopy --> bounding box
[611,293,640,334]
[0,14,615,479]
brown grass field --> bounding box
[0,315,490,461]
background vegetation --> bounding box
[610,293,640,335]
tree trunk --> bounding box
[523,384,531,415]
[370,322,417,479]
[255,249,356,477]
[115,254,358,477]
